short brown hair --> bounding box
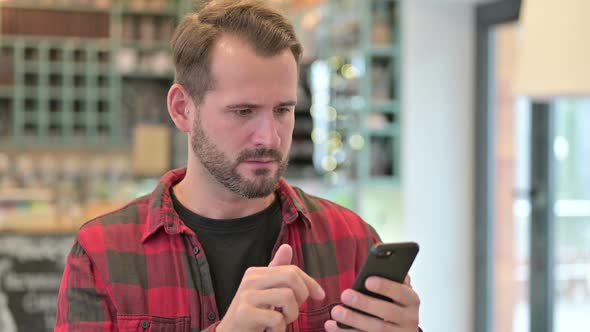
[171,0,302,105]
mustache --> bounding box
[236,148,283,163]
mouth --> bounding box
[244,159,277,164]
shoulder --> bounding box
[76,195,150,250]
[291,185,359,220]
[289,185,379,241]
[80,195,149,229]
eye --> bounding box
[235,109,253,116]
[275,107,292,115]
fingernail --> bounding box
[332,306,344,319]
[317,287,326,299]
[342,290,356,304]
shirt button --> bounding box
[141,320,150,329]
[207,312,216,321]
[193,246,200,255]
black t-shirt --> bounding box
[170,189,283,318]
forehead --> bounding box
[207,34,299,96]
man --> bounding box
[55,1,421,331]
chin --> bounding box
[249,172,280,185]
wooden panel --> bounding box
[132,124,170,176]
[1,8,109,38]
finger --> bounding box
[250,307,286,332]
[269,244,293,267]
[292,266,325,300]
[271,265,325,301]
[268,245,324,300]
[365,276,420,307]
[341,289,418,326]
[243,266,321,304]
[330,305,398,331]
[265,245,292,315]
[324,319,362,332]
[404,274,412,287]
[249,288,299,324]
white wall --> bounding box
[401,1,475,332]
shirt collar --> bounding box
[141,168,311,243]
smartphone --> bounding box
[336,242,419,329]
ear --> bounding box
[167,83,194,133]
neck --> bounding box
[173,161,276,220]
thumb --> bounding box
[268,244,293,267]
[404,274,413,287]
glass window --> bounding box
[489,24,590,332]
[554,99,590,331]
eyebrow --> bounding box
[225,100,297,109]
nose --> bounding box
[251,111,281,148]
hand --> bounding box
[324,275,420,332]
[217,244,325,332]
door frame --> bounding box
[475,1,556,331]
[474,2,521,332]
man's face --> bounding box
[190,35,298,198]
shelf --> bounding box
[0,2,109,13]
[0,36,112,49]
[5,87,111,99]
[370,100,400,113]
[121,41,171,51]
[19,63,111,74]
[0,188,53,202]
[363,176,400,187]
[120,71,173,80]
[0,1,179,16]
[370,45,400,57]
[329,99,400,114]
[0,142,130,152]
[331,96,366,112]
[316,0,402,185]
[325,48,365,60]
[367,124,400,137]
[121,6,178,16]
[0,87,14,98]
[3,136,120,146]
[0,224,78,234]
[0,0,190,149]
[325,44,400,60]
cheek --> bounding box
[282,132,292,147]
[280,121,294,146]
[218,132,244,153]
[197,113,236,142]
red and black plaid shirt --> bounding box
[55,168,382,331]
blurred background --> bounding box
[0,0,588,331]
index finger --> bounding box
[260,265,325,304]
[365,276,419,307]
[291,266,325,301]
[404,274,412,287]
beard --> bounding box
[190,115,289,198]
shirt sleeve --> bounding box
[55,240,117,331]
